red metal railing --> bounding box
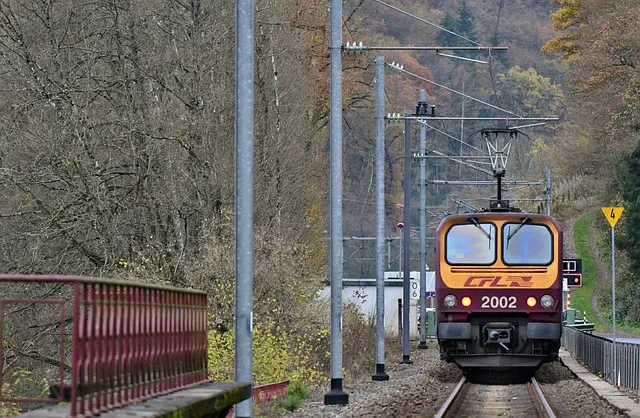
[0,274,208,417]
[226,380,289,417]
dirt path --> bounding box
[560,213,609,329]
[560,215,579,259]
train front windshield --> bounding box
[503,223,553,265]
[446,223,496,265]
[445,220,553,266]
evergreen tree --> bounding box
[618,140,640,269]
[436,11,459,47]
[456,0,477,41]
[615,141,640,324]
[455,0,477,57]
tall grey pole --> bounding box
[324,0,348,405]
[459,79,464,177]
[612,226,617,384]
[401,115,412,364]
[545,169,551,216]
[398,229,402,277]
[235,0,254,415]
[373,57,389,381]
[418,89,428,350]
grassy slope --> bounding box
[570,214,605,329]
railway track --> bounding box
[435,376,556,418]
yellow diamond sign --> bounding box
[602,207,624,227]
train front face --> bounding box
[435,212,562,371]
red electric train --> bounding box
[435,209,563,374]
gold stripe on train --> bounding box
[441,272,556,289]
[451,268,548,273]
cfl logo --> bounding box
[463,276,534,288]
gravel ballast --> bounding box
[286,343,627,417]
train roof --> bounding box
[436,211,561,233]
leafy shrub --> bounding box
[208,321,328,386]
[342,302,376,380]
[0,371,33,417]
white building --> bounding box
[320,271,435,338]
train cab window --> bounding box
[445,222,496,265]
[502,223,553,265]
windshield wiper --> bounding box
[506,217,531,249]
[468,217,491,240]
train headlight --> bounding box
[540,295,554,309]
[526,297,537,307]
[444,294,458,308]
[461,296,472,307]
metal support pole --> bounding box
[401,115,413,364]
[612,226,617,385]
[418,89,427,350]
[373,57,389,381]
[324,0,348,405]
[460,79,465,177]
[398,230,402,278]
[235,0,254,415]
[387,241,391,270]
[398,299,402,336]
[545,169,551,216]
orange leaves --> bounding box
[543,0,586,59]
[541,33,580,60]
[550,0,585,31]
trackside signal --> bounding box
[564,273,582,288]
[563,258,583,288]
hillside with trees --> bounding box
[0,0,338,407]
[543,0,640,329]
[340,0,565,277]
[8,0,640,411]
[0,0,330,307]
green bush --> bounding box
[277,395,303,412]
[286,381,309,400]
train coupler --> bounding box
[483,322,515,351]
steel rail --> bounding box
[435,376,556,418]
[434,376,466,418]
[530,377,557,418]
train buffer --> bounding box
[0,275,251,418]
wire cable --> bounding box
[372,0,483,47]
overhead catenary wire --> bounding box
[386,63,523,118]
[437,52,488,64]
[372,0,482,47]
[428,150,494,176]
[417,120,485,153]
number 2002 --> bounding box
[481,296,517,309]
